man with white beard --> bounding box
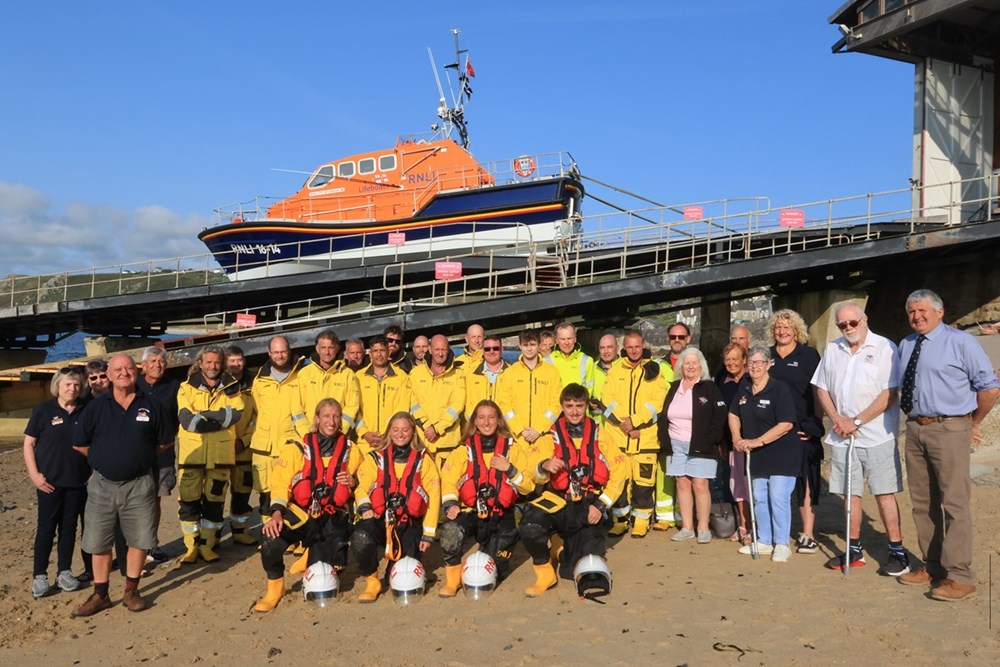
[811,302,908,576]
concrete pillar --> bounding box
[773,290,868,356]
[698,295,732,370]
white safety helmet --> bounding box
[302,561,339,607]
[389,556,425,605]
[461,551,498,600]
[573,554,612,600]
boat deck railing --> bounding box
[2,174,997,314]
[193,176,999,334]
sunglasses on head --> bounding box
[836,319,863,330]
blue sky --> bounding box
[0,1,914,275]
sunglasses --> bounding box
[669,334,688,341]
[89,373,108,381]
[483,346,502,352]
[386,338,402,344]
[836,319,863,330]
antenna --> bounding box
[427,29,471,149]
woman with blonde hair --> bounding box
[437,400,535,596]
[767,309,824,554]
[351,411,440,602]
[24,367,90,597]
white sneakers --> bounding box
[771,544,792,563]
[737,541,773,555]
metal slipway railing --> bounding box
[199,178,998,335]
[1,174,995,311]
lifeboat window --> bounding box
[308,165,334,188]
[358,157,376,175]
[379,154,397,172]
[338,161,356,178]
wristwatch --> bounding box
[852,417,862,427]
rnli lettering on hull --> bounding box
[407,172,434,184]
[231,243,282,255]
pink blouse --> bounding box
[667,382,694,442]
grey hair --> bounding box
[834,302,866,320]
[906,289,943,311]
[675,346,711,381]
[50,367,85,397]
[748,345,772,363]
[141,346,166,362]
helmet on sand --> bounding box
[573,554,611,600]
[389,557,425,605]
[461,551,498,600]
[302,561,338,607]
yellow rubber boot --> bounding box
[179,521,199,564]
[631,516,650,539]
[549,535,564,566]
[608,520,629,537]
[230,514,258,545]
[254,577,285,612]
[198,521,221,562]
[289,548,310,575]
[524,563,557,597]
[438,564,463,598]
[357,574,382,603]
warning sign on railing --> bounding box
[683,205,703,220]
[388,232,406,246]
[779,209,805,228]
[435,261,463,280]
[235,313,257,328]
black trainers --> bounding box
[879,551,911,577]
[796,534,818,554]
[825,550,866,571]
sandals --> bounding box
[729,527,751,545]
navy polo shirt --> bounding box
[137,375,180,469]
[769,343,824,439]
[728,377,803,477]
[74,389,174,482]
[24,398,90,487]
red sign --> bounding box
[683,205,703,220]
[235,313,257,328]
[780,209,805,228]
[388,232,406,246]
[435,261,463,280]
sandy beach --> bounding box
[0,429,998,666]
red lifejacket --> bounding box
[549,417,610,498]
[368,447,429,523]
[457,434,519,514]
[290,432,353,513]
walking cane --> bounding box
[745,448,758,560]
[844,434,856,576]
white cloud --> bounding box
[0,181,213,276]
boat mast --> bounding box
[428,28,471,149]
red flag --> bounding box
[466,57,476,78]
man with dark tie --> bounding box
[896,289,999,601]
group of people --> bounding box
[23,288,998,617]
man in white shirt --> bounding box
[811,302,907,576]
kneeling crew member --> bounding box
[438,400,535,596]
[520,383,627,596]
[352,411,440,603]
[254,398,361,612]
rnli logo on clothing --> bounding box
[739,396,747,405]
[864,353,876,364]
[698,397,708,405]
[50,416,64,426]
[136,408,151,423]
[786,361,799,367]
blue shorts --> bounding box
[666,440,718,479]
